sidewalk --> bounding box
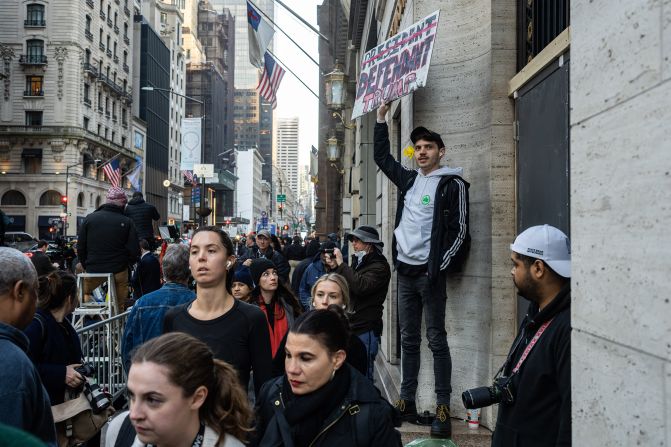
[399,419,492,447]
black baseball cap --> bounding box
[410,126,445,149]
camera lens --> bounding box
[462,386,499,409]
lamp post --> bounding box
[324,61,346,110]
[141,86,206,227]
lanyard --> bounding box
[147,423,205,447]
[512,318,553,374]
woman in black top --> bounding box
[255,310,402,447]
[24,270,84,405]
[163,226,272,396]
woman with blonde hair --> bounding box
[310,273,350,311]
[105,332,252,447]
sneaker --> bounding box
[430,404,452,439]
[394,399,418,423]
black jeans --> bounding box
[397,271,452,405]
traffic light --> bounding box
[60,195,68,212]
[283,224,289,231]
[278,204,283,212]
[225,219,231,226]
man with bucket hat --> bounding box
[491,224,571,446]
[375,104,470,438]
[325,226,391,380]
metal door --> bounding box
[515,53,570,323]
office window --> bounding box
[84,83,90,100]
[26,4,45,25]
[85,15,91,32]
[83,116,89,129]
[25,75,43,96]
[26,39,44,58]
[25,111,42,126]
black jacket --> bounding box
[334,251,391,335]
[492,286,571,447]
[254,364,402,447]
[373,122,470,279]
[78,204,140,273]
[131,252,162,298]
[124,197,160,241]
[284,243,305,261]
[241,246,291,284]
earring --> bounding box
[331,368,337,380]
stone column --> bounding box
[570,0,671,444]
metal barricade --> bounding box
[76,310,130,402]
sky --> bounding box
[272,0,322,166]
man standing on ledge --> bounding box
[493,225,571,446]
[375,103,470,439]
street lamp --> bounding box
[324,61,346,110]
[326,136,340,162]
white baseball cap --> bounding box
[510,225,571,278]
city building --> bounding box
[274,116,299,198]
[140,0,186,227]
[133,15,170,221]
[0,0,139,238]
[183,0,235,224]
[234,146,263,232]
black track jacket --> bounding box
[373,122,470,279]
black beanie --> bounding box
[249,258,276,286]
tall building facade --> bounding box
[212,0,274,193]
[0,0,140,238]
[134,16,170,221]
[141,0,186,227]
[275,116,299,197]
[234,147,263,232]
[183,0,236,223]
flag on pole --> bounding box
[257,52,285,109]
[103,158,121,187]
[182,170,197,185]
[247,1,274,68]
[126,157,143,192]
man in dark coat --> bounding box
[491,225,571,446]
[240,229,290,283]
[131,239,161,300]
[325,226,391,380]
[124,191,160,250]
[78,187,140,312]
[291,239,320,298]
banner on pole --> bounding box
[180,118,202,171]
[351,10,440,120]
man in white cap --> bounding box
[492,224,571,446]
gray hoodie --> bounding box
[394,166,463,265]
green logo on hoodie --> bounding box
[421,195,430,206]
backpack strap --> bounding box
[114,413,136,447]
[33,313,47,345]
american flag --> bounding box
[182,170,197,185]
[103,159,121,187]
[257,52,285,109]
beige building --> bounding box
[321,0,670,445]
[0,0,140,238]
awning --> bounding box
[38,215,61,226]
[21,148,43,158]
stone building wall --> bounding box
[570,0,671,444]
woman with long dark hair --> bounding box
[255,309,402,446]
[105,332,252,446]
[249,258,302,357]
[163,226,272,396]
[23,270,84,405]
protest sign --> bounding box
[351,10,440,120]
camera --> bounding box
[82,382,111,413]
[462,376,515,409]
[75,363,95,377]
[74,363,111,413]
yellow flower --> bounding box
[403,146,415,159]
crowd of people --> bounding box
[0,105,572,446]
